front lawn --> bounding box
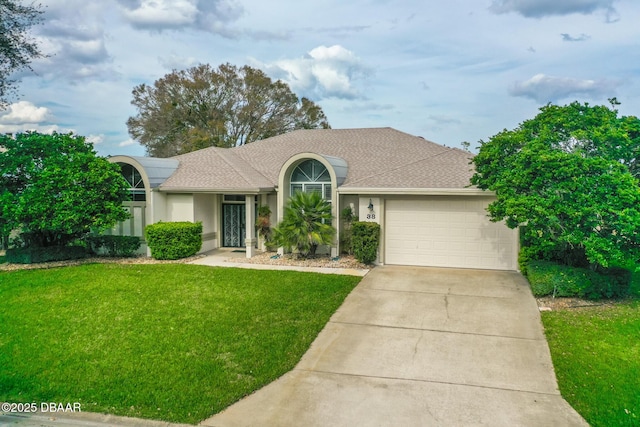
[0,264,361,424]
[542,301,640,427]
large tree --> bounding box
[0,132,130,248]
[127,63,331,157]
[0,0,44,107]
[471,101,640,269]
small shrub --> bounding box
[526,260,632,299]
[352,221,380,264]
[145,222,202,260]
[6,246,88,264]
[86,235,141,257]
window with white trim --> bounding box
[290,159,331,200]
[119,163,146,201]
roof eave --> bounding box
[337,187,494,196]
[156,186,275,194]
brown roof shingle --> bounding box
[159,127,474,191]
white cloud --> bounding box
[158,54,200,71]
[86,134,105,145]
[29,1,115,81]
[0,123,63,134]
[509,74,618,103]
[489,0,616,18]
[120,0,198,28]
[0,101,53,124]
[260,45,371,100]
[116,0,244,34]
[61,39,109,64]
[118,138,137,147]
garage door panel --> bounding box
[385,198,517,270]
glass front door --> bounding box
[223,204,246,247]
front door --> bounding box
[223,204,246,247]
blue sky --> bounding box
[1,0,638,156]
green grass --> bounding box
[542,301,640,427]
[0,264,361,424]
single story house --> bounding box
[109,127,518,270]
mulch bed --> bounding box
[235,252,369,270]
[536,296,619,311]
[0,251,370,272]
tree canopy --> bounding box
[471,101,640,269]
[127,63,331,157]
[0,0,44,107]
[0,132,130,248]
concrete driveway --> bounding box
[202,266,587,427]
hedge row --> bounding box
[86,235,141,257]
[145,221,202,260]
[526,260,632,299]
[6,246,88,264]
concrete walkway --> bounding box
[201,266,587,427]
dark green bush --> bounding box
[86,235,141,257]
[352,221,380,264]
[6,246,88,264]
[145,222,202,260]
[526,260,632,299]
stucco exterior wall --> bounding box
[166,194,195,222]
[194,194,218,252]
[150,191,168,223]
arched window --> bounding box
[112,162,146,238]
[119,163,146,201]
[290,159,331,200]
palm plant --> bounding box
[272,191,335,257]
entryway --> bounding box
[222,204,246,247]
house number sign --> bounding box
[366,198,376,220]
[359,197,380,224]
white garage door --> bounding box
[385,197,517,270]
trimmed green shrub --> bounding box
[6,246,88,264]
[86,235,141,257]
[586,267,632,299]
[145,222,202,260]
[526,260,632,299]
[527,261,589,297]
[352,221,380,264]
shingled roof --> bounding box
[158,127,475,192]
